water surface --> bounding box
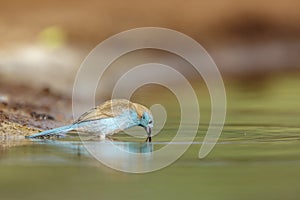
[1,75,300,200]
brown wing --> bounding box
[73,99,135,124]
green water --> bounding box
[1,75,300,200]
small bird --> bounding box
[27,99,154,142]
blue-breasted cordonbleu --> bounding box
[27,99,154,142]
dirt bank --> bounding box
[0,82,72,138]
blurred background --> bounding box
[0,0,300,200]
[1,0,300,94]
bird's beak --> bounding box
[144,126,152,142]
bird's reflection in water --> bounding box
[84,140,154,172]
[111,141,153,154]
[31,138,154,172]
[32,138,153,157]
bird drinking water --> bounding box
[27,99,154,142]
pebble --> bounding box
[0,94,9,104]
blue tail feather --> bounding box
[26,124,76,138]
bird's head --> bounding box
[133,103,154,142]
